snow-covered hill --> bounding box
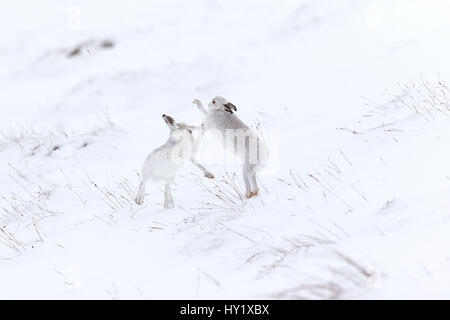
[1,0,450,299]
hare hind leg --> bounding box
[164,181,175,209]
[135,180,147,205]
[136,160,153,205]
[243,164,256,198]
[250,171,259,197]
[243,164,260,198]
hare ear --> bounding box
[162,114,176,128]
[223,103,237,113]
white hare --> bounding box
[193,97,267,198]
[135,114,214,209]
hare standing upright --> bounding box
[135,114,214,209]
[193,97,267,198]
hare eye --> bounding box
[213,100,216,104]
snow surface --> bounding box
[1,0,450,299]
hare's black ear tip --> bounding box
[224,102,237,113]
[163,114,175,125]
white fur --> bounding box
[135,114,213,209]
[193,97,267,198]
